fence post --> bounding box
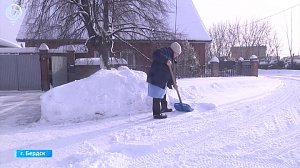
[66,45,75,82]
[210,56,219,77]
[250,55,258,77]
[237,57,244,76]
[39,43,50,91]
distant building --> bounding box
[231,46,266,60]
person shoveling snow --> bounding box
[146,42,191,119]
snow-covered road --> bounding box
[0,91,42,128]
[0,70,299,168]
[127,76,300,167]
[103,75,299,168]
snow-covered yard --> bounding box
[0,68,299,168]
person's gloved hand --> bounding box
[173,83,178,90]
[167,60,172,66]
[167,83,172,89]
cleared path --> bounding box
[0,91,43,130]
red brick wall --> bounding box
[24,39,207,66]
[113,41,155,66]
[114,41,207,66]
[191,43,206,66]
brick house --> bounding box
[231,46,267,60]
[16,0,211,66]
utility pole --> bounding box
[175,0,178,36]
[291,9,293,55]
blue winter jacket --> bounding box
[146,47,176,89]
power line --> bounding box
[252,3,300,24]
[221,3,300,30]
[208,3,300,57]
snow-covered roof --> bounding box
[168,0,211,41]
[0,38,21,48]
[17,0,211,42]
[56,45,88,53]
[0,47,39,54]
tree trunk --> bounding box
[102,0,110,69]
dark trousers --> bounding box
[153,94,168,116]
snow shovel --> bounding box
[168,64,194,112]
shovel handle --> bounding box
[167,64,182,103]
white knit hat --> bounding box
[170,42,182,54]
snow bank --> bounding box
[40,66,151,123]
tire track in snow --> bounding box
[201,78,300,166]
[238,80,300,165]
[129,78,299,167]
[151,80,290,144]
[122,81,287,149]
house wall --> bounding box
[23,39,208,66]
[113,41,207,66]
[231,46,267,60]
[112,41,155,66]
[190,43,206,65]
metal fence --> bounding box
[126,64,251,78]
[241,61,251,76]
[175,65,211,78]
[0,54,41,90]
[219,68,238,77]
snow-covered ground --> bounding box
[0,68,299,168]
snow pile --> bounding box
[40,66,151,123]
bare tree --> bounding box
[285,14,295,68]
[17,0,175,69]
[240,20,272,58]
[208,20,280,60]
[266,32,282,64]
[226,22,241,56]
[208,23,227,57]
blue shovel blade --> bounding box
[174,103,194,112]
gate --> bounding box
[51,56,68,87]
[0,54,41,90]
